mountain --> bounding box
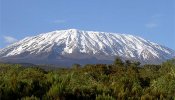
[0,29,174,66]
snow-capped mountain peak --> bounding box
[0,29,174,66]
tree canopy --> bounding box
[0,58,175,100]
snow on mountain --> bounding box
[0,29,174,66]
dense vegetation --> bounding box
[0,58,175,100]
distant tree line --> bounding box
[0,58,175,100]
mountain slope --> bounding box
[0,29,174,66]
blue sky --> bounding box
[0,0,175,50]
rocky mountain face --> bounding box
[0,29,174,66]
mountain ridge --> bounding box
[0,29,174,66]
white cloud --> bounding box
[53,19,66,24]
[151,14,163,19]
[145,14,162,29]
[3,36,17,44]
[145,22,158,28]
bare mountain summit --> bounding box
[0,29,174,66]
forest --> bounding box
[0,58,175,100]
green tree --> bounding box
[113,57,124,67]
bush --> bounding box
[96,94,115,100]
[0,58,175,99]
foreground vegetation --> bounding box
[0,58,175,100]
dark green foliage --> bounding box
[0,58,175,99]
[96,93,115,100]
[113,57,124,67]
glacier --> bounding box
[0,29,174,66]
